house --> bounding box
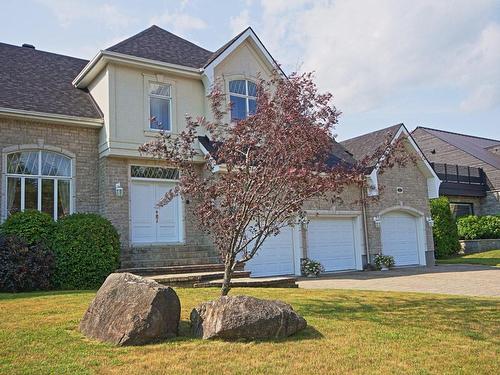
[0,25,439,277]
[412,127,500,217]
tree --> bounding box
[430,197,461,258]
[140,71,405,296]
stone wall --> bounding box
[0,118,100,220]
[460,239,500,254]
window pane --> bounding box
[150,97,171,130]
[41,152,71,177]
[450,203,473,218]
[229,80,246,95]
[150,83,170,97]
[25,178,38,210]
[57,180,70,218]
[41,179,54,218]
[7,177,21,215]
[230,95,247,121]
[7,151,39,175]
[248,98,257,115]
[247,81,257,97]
[131,166,179,179]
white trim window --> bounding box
[149,82,172,131]
[5,150,73,220]
[229,79,257,121]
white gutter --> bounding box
[0,107,103,128]
[73,50,202,88]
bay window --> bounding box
[6,150,72,220]
[229,79,257,121]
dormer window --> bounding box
[229,79,257,121]
[149,82,171,131]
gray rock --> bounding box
[79,272,180,346]
[190,295,307,340]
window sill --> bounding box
[144,129,171,137]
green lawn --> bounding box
[437,249,500,267]
[0,288,499,375]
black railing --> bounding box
[431,163,486,185]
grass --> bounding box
[0,288,499,375]
[437,249,500,267]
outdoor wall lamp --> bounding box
[115,182,124,198]
[426,216,434,227]
[373,216,381,228]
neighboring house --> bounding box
[0,25,439,277]
[412,127,500,217]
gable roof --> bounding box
[340,124,403,164]
[414,126,500,169]
[106,25,213,69]
[0,42,102,120]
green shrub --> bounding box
[0,235,55,292]
[0,210,55,245]
[457,215,500,240]
[51,213,120,289]
[430,197,461,258]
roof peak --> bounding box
[415,126,500,143]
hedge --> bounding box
[0,235,55,292]
[0,210,55,246]
[457,215,500,240]
[51,213,120,289]
[430,197,461,258]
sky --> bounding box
[1,0,499,141]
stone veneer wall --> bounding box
[0,118,100,219]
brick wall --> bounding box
[0,118,99,219]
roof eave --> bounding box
[0,107,103,128]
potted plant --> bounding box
[301,258,325,277]
[374,254,395,271]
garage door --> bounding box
[307,217,357,272]
[245,227,296,277]
[381,212,420,266]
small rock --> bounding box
[190,295,307,340]
[80,273,180,346]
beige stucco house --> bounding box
[0,26,440,276]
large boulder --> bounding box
[79,272,180,346]
[190,295,307,340]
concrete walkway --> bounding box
[298,264,500,297]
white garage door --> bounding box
[381,212,420,266]
[245,227,296,277]
[307,217,357,272]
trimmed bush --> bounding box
[430,197,461,258]
[51,213,120,289]
[0,210,55,246]
[457,215,500,240]
[0,235,55,292]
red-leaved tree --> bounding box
[140,71,406,296]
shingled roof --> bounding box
[106,25,213,68]
[0,42,102,119]
[340,124,403,164]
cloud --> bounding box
[230,9,250,35]
[257,0,500,113]
[150,12,207,37]
[36,0,135,29]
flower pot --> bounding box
[306,274,318,278]
[381,266,389,271]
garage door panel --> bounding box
[381,212,420,266]
[307,218,357,272]
[245,227,295,277]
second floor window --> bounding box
[149,82,171,131]
[229,79,257,121]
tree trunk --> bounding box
[220,255,235,296]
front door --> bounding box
[130,180,181,244]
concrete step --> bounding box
[116,262,244,276]
[121,250,218,261]
[148,270,252,287]
[120,256,222,269]
[194,276,298,288]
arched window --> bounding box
[6,150,72,219]
[229,79,257,121]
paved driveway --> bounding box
[298,264,500,297]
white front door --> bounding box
[131,180,181,244]
[381,212,420,266]
[245,226,296,277]
[307,217,358,272]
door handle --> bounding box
[155,210,159,223]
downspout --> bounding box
[361,185,371,267]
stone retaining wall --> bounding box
[460,239,500,254]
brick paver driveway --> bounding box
[298,264,500,297]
